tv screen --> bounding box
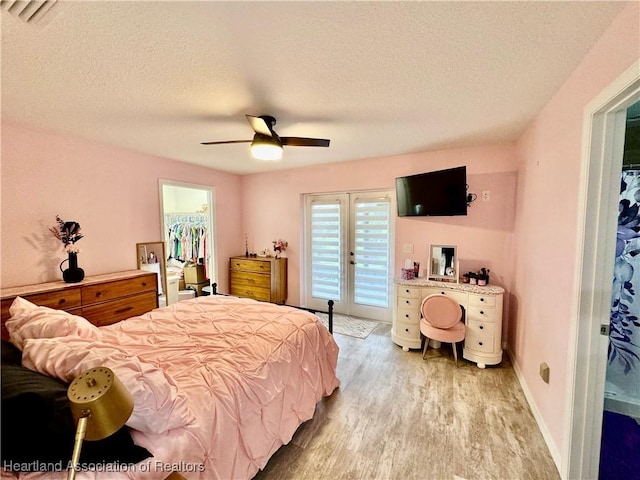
[395,166,467,217]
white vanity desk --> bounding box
[392,278,505,368]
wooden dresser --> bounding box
[229,256,287,304]
[1,270,158,339]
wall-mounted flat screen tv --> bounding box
[395,166,467,217]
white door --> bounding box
[304,190,395,321]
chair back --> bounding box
[420,294,462,329]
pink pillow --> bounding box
[6,296,101,350]
[21,337,194,434]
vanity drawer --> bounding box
[469,294,496,308]
[397,286,421,299]
[397,296,421,310]
[422,287,467,306]
[395,320,421,340]
[467,305,497,322]
[465,320,496,353]
[397,307,420,324]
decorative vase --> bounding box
[60,252,85,283]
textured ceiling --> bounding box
[0,1,629,174]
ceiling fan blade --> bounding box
[280,137,330,147]
[200,140,252,145]
[246,115,274,137]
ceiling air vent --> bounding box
[0,0,65,25]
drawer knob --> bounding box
[479,342,483,346]
[405,314,409,318]
[441,291,445,295]
[406,300,410,304]
[405,328,409,332]
[480,310,484,315]
[58,299,66,305]
[479,325,484,330]
[480,298,485,302]
[115,306,134,315]
[405,289,410,293]
[96,291,103,297]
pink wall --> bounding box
[512,2,639,460]
[0,122,242,290]
[1,3,636,471]
[241,144,518,322]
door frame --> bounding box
[564,60,640,479]
[158,179,217,285]
[303,189,395,320]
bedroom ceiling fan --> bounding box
[201,115,330,161]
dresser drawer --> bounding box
[467,305,497,322]
[230,271,271,289]
[230,285,271,302]
[422,287,467,306]
[1,289,82,319]
[397,307,420,324]
[230,258,272,274]
[468,293,496,308]
[82,276,156,304]
[397,286,421,299]
[82,292,158,327]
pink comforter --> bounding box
[113,296,340,479]
[8,296,340,480]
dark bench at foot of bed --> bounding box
[210,283,334,334]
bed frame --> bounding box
[209,283,334,334]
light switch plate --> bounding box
[403,244,414,254]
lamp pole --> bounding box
[67,412,89,480]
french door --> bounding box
[304,190,395,321]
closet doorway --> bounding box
[159,180,216,289]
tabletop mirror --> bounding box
[136,242,168,300]
[428,244,458,282]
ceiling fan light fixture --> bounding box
[251,134,283,161]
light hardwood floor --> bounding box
[254,323,560,480]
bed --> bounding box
[1,293,340,480]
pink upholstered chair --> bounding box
[420,294,465,367]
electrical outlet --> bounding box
[482,190,490,202]
[403,244,414,254]
[540,362,550,383]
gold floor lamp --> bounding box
[66,367,133,480]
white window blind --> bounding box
[352,198,391,308]
[310,201,342,301]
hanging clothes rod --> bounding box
[164,213,209,223]
[622,163,640,170]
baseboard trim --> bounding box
[506,346,563,476]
